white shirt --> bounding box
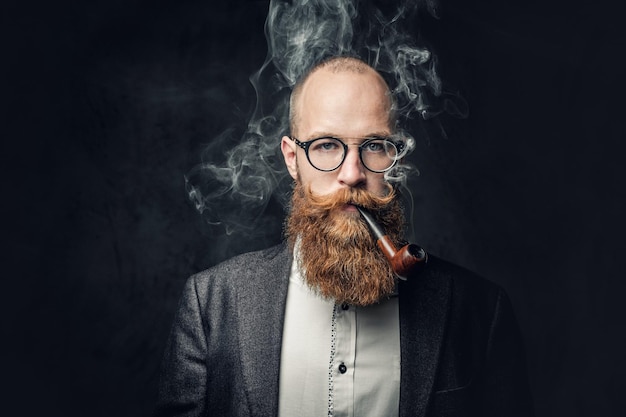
[278,258,400,417]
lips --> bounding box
[342,203,358,212]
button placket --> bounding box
[331,303,356,417]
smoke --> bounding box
[186,0,467,236]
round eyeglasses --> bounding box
[289,136,403,173]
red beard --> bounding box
[285,182,406,306]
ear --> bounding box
[281,135,299,180]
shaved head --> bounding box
[289,57,394,137]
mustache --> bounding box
[301,184,396,214]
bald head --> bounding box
[289,57,394,136]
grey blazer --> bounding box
[155,243,533,417]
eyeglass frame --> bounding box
[288,135,405,173]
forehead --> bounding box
[295,68,392,139]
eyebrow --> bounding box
[304,131,393,141]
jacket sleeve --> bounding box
[154,276,208,417]
[479,289,534,417]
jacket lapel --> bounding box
[235,244,291,417]
[398,260,451,417]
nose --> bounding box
[336,147,367,187]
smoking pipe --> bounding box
[356,206,428,280]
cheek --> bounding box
[299,169,336,194]
[295,159,335,194]
[365,173,388,196]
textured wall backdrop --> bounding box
[5,0,626,416]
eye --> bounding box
[310,138,341,152]
[362,140,386,153]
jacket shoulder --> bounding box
[189,242,290,294]
[424,255,504,302]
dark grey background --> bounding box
[5,0,626,416]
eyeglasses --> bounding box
[289,136,403,173]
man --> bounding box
[155,57,534,417]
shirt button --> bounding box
[341,303,349,310]
[338,363,347,374]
